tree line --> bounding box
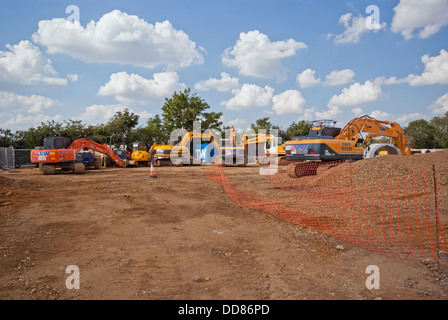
[0,88,447,149]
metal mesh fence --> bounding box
[0,147,15,171]
[206,161,447,265]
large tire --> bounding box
[42,164,56,175]
[73,163,86,174]
[94,158,101,169]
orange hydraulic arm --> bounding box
[68,138,125,167]
[335,115,411,155]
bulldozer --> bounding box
[285,116,412,178]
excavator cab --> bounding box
[308,120,341,139]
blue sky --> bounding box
[1,0,447,132]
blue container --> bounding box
[194,143,216,163]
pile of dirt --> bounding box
[313,150,448,210]
[0,176,15,187]
[0,175,35,190]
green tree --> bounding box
[430,111,448,148]
[404,119,440,149]
[128,115,167,146]
[61,120,88,141]
[14,120,65,149]
[161,88,221,132]
[284,120,312,141]
[0,129,15,147]
[201,112,223,131]
[107,108,139,136]
[251,117,272,133]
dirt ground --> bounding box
[0,165,447,300]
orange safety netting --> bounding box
[206,160,447,264]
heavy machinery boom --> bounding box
[31,137,125,175]
[336,116,411,156]
[285,115,412,178]
[68,139,125,167]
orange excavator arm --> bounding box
[68,138,125,167]
[335,115,411,155]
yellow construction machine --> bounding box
[170,130,221,166]
[148,142,174,166]
[285,115,412,177]
[220,126,286,166]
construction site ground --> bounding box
[1,163,447,300]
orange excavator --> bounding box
[31,137,125,175]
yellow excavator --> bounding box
[170,130,221,166]
[220,126,286,166]
[220,126,246,166]
[244,133,285,164]
[285,115,411,177]
[149,142,174,166]
[129,141,177,166]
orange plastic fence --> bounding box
[206,161,446,264]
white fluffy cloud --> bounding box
[315,106,342,119]
[0,92,61,131]
[32,10,204,69]
[370,110,423,125]
[2,114,63,131]
[272,90,306,115]
[391,0,448,39]
[429,93,448,114]
[328,81,383,107]
[324,69,355,86]
[220,84,274,110]
[370,110,392,120]
[297,68,355,88]
[352,107,363,116]
[194,72,240,92]
[98,71,186,105]
[77,104,134,124]
[330,13,386,44]
[396,112,423,124]
[227,118,247,127]
[297,69,320,88]
[223,30,307,81]
[406,50,448,86]
[0,91,56,114]
[0,40,69,88]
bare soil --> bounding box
[0,165,447,300]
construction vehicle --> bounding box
[147,142,174,166]
[285,116,412,178]
[220,127,285,166]
[128,141,150,167]
[220,126,246,166]
[108,134,129,167]
[245,133,285,164]
[31,137,125,175]
[78,149,102,169]
[170,130,221,166]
